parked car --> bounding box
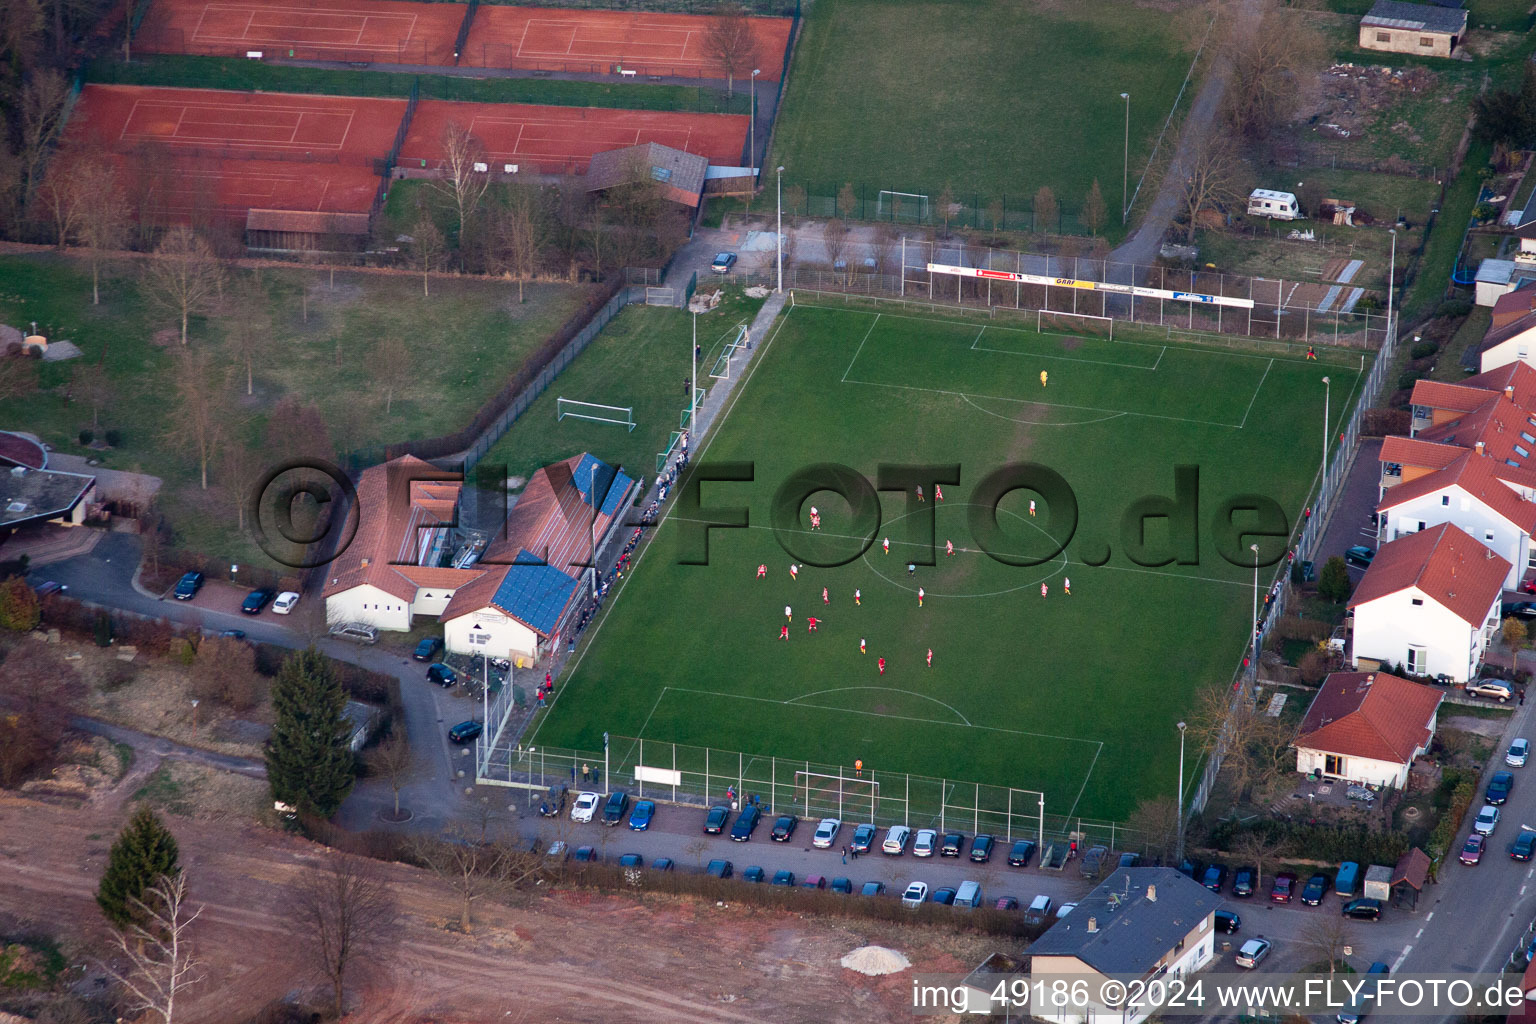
[32,580,65,597]
[1177,858,1200,879]
[1232,866,1255,898]
[1056,902,1078,918]
[850,823,877,854]
[1460,834,1486,865]
[913,829,938,857]
[174,571,204,600]
[571,846,598,863]
[272,591,300,614]
[601,790,630,825]
[710,252,738,274]
[1341,898,1383,920]
[1200,864,1227,893]
[882,825,912,855]
[1512,832,1536,861]
[1475,804,1501,835]
[1214,910,1241,934]
[830,877,853,894]
[627,799,655,830]
[413,637,444,661]
[705,859,733,879]
[538,784,567,817]
[704,805,730,834]
[800,875,827,891]
[940,832,965,857]
[1008,839,1036,867]
[1023,894,1053,925]
[426,663,457,687]
[970,834,995,863]
[742,866,766,883]
[1344,545,1375,568]
[329,622,378,644]
[995,896,1019,911]
[1270,872,1298,903]
[1235,938,1272,969]
[216,629,246,639]
[1502,600,1536,619]
[1488,772,1515,805]
[1509,738,1531,767]
[240,588,273,614]
[730,805,762,841]
[446,720,482,744]
[618,853,643,868]
[1117,852,1139,868]
[901,882,929,908]
[1301,873,1329,906]
[771,870,795,886]
[1468,681,1514,703]
[545,840,567,861]
[570,791,600,823]
[1080,845,1108,877]
[812,817,841,849]
[770,814,799,842]
[653,858,674,871]
[860,881,886,896]
[930,887,957,905]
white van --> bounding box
[955,880,983,908]
[1248,189,1300,221]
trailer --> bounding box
[1363,864,1393,902]
[1248,189,1301,221]
[1041,842,1068,870]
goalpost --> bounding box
[1037,308,1114,341]
[794,769,880,820]
[709,323,750,380]
[557,397,635,432]
[875,190,930,224]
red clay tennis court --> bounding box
[136,0,463,64]
[398,98,747,175]
[463,7,792,78]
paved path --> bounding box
[71,715,267,779]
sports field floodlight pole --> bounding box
[1387,228,1397,338]
[1120,92,1130,224]
[691,312,698,421]
[1175,720,1187,862]
[749,69,761,172]
[776,166,785,292]
[1321,376,1331,501]
[590,460,599,599]
[1250,543,1261,678]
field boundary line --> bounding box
[784,686,974,726]
[1236,358,1273,430]
[841,374,1243,427]
[970,340,1161,371]
[840,311,881,382]
[1062,739,1105,823]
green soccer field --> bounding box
[529,300,1366,824]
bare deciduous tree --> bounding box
[141,226,225,344]
[37,143,113,253]
[822,217,849,282]
[375,333,412,416]
[410,210,445,298]
[935,183,956,237]
[783,182,806,222]
[1177,132,1244,243]
[368,732,413,819]
[1083,179,1108,237]
[78,165,130,306]
[490,188,549,303]
[19,69,70,201]
[1032,185,1058,235]
[703,4,757,97]
[1232,832,1285,891]
[1219,0,1327,139]
[165,347,229,490]
[836,181,857,221]
[217,434,259,533]
[287,855,395,1020]
[224,271,272,396]
[1187,683,1266,800]
[430,122,490,244]
[72,360,112,431]
[1125,796,1181,865]
[101,871,203,1024]
[0,353,40,406]
[1300,913,1354,977]
[411,827,540,933]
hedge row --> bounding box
[1207,817,1411,867]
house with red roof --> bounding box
[1349,524,1509,682]
[1294,671,1443,788]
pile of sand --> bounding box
[840,945,911,976]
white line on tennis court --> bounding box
[1236,358,1273,430]
[784,686,974,726]
[840,313,881,383]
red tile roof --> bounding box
[1295,671,1443,764]
[1379,435,1466,472]
[1410,378,1500,415]
[1348,523,1510,626]
[1462,359,1536,409]
[1415,395,1536,467]
[1377,450,1536,533]
[1491,281,1536,328]
[322,456,486,604]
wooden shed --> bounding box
[244,209,372,253]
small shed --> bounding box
[1358,0,1467,58]
[1391,847,1430,907]
[585,142,710,208]
[245,209,372,253]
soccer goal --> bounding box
[557,397,635,431]
[709,323,750,379]
[795,769,880,820]
[1037,308,1114,341]
[875,190,930,224]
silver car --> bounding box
[882,825,912,855]
[913,828,938,857]
[812,817,841,849]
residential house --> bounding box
[1349,523,1509,682]
[442,453,636,663]
[1481,310,1536,374]
[1358,0,1466,58]
[1027,868,1217,1024]
[321,455,488,633]
[1294,671,1443,788]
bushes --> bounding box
[1426,774,1477,861]
[1410,340,1438,360]
[0,575,41,631]
[1436,299,1472,319]
[1207,818,1410,866]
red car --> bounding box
[1522,579,1536,594]
[1461,833,1486,865]
[1270,872,1298,902]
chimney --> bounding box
[361,558,370,567]
[1508,385,1517,402]
[1146,885,1157,902]
[1366,673,1375,684]
[1087,917,1098,933]
[1477,441,1486,456]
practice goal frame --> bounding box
[875,190,930,223]
[795,769,880,820]
[557,397,635,431]
[709,323,751,379]
[1037,308,1114,341]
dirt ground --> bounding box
[0,793,995,1023]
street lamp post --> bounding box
[749,69,761,172]
[1321,375,1331,496]
[1121,92,1130,224]
[1250,543,1261,676]
[1387,228,1397,338]
[776,166,785,293]
[1175,720,1187,861]
[590,461,599,599]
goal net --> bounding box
[795,770,880,818]
[709,323,750,379]
[1037,308,1114,341]
[875,190,930,224]
[557,397,635,431]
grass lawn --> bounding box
[476,287,766,488]
[0,253,589,566]
[529,300,1366,825]
[87,55,749,113]
[1430,306,1490,381]
[769,0,1200,240]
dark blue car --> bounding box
[1488,771,1514,806]
[628,799,656,830]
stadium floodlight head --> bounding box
[777,165,784,173]
[753,68,761,76]
[1120,92,1128,99]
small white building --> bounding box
[1358,0,1466,58]
[1474,258,1536,308]
[1247,189,1299,220]
[1294,671,1443,789]
[1376,449,1536,590]
[1027,868,1217,1024]
[1349,523,1509,682]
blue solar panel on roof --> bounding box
[489,550,581,634]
